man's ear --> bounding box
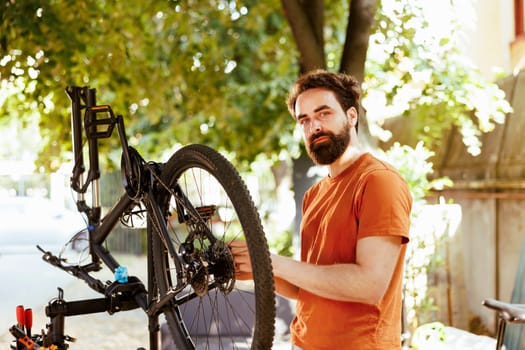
[346,107,358,128]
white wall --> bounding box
[462,0,514,78]
[426,0,516,79]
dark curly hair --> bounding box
[286,69,361,132]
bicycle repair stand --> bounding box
[9,276,147,350]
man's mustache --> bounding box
[309,132,333,145]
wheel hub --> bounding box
[181,239,236,296]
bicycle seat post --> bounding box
[67,85,86,203]
[67,86,101,225]
[83,87,102,224]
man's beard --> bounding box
[307,122,351,165]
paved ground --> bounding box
[0,252,73,328]
[0,253,291,349]
[0,253,149,349]
[2,252,497,349]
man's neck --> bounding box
[328,145,366,178]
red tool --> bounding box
[25,308,33,338]
[16,305,25,331]
[16,305,26,349]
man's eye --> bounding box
[298,119,309,129]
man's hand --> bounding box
[229,240,254,280]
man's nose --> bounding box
[309,118,322,133]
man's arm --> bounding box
[231,235,403,304]
[271,235,402,304]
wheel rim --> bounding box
[156,163,270,349]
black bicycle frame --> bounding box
[66,86,141,269]
[42,87,158,348]
[41,86,219,350]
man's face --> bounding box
[295,88,351,165]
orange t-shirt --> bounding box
[290,153,412,350]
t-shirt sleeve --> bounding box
[356,169,412,243]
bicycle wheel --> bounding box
[149,144,275,350]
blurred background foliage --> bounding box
[1,0,297,170]
[0,0,511,171]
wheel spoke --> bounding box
[149,144,275,349]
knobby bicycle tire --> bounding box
[149,144,275,350]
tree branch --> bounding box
[281,0,326,72]
[302,0,324,49]
[340,0,378,148]
[340,0,378,83]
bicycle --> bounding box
[9,86,276,350]
[483,298,525,349]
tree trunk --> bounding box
[284,0,378,241]
[292,153,315,252]
[340,0,378,150]
[281,0,326,72]
[340,0,378,84]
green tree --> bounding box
[1,0,511,168]
[0,0,296,169]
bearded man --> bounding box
[231,70,412,350]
